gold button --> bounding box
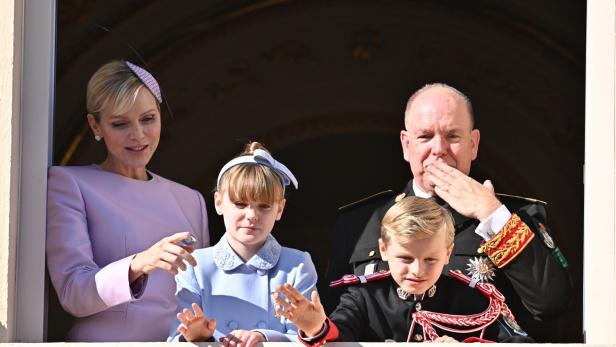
[414,334,423,341]
[368,250,375,257]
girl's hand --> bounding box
[219,330,265,347]
[272,284,326,337]
[176,303,217,342]
[432,335,459,343]
[129,231,197,282]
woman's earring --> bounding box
[94,135,102,142]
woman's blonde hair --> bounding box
[217,142,285,204]
[381,196,454,246]
[86,60,159,121]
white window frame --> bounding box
[13,0,55,342]
[9,0,616,344]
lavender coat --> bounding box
[46,165,209,341]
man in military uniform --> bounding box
[322,83,571,335]
[274,197,533,344]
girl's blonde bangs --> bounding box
[220,164,284,204]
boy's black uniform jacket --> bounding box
[322,181,572,327]
[322,274,532,343]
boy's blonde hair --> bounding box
[217,142,285,204]
[381,196,454,246]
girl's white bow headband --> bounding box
[216,149,298,191]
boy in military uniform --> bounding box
[273,197,532,344]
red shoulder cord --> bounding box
[407,270,517,342]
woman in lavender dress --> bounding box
[46,60,209,341]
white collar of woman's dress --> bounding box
[213,233,282,271]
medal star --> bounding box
[466,257,496,283]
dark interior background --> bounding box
[49,0,585,342]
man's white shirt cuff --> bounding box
[474,204,512,241]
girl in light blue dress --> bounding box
[168,142,317,346]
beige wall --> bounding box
[0,0,21,343]
[583,0,616,344]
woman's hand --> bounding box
[177,303,217,342]
[129,231,197,282]
[272,284,326,337]
[219,330,265,347]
